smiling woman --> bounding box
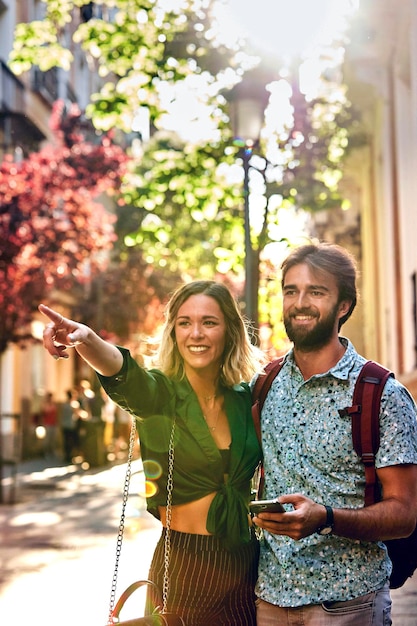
[38,280,266,625]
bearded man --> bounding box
[252,242,417,626]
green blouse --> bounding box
[97,347,261,550]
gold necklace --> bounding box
[203,406,221,431]
[199,393,222,431]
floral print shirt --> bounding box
[255,338,417,606]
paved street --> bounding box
[1,458,417,626]
[0,458,161,626]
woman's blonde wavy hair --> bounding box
[157,281,265,387]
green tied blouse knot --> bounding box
[97,347,261,551]
[206,482,253,550]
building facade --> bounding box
[344,0,417,392]
[0,0,92,457]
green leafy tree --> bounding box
[9,0,360,345]
[248,71,360,338]
[8,0,251,268]
[9,0,243,132]
[118,130,244,278]
[116,71,357,334]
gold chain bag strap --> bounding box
[107,416,186,626]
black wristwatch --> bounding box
[316,505,334,536]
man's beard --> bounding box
[284,305,340,350]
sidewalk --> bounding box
[0,456,161,626]
[1,457,417,625]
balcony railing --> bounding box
[32,66,59,104]
[0,60,46,157]
[0,60,25,113]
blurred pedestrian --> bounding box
[40,391,58,458]
[60,389,80,463]
[101,389,116,451]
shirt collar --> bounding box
[286,336,356,382]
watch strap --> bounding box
[323,505,334,526]
[316,505,334,535]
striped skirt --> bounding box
[146,528,259,626]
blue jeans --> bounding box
[256,584,392,625]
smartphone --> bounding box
[249,499,285,515]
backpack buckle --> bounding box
[362,452,376,465]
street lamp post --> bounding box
[226,68,273,334]
[242,144,253,322]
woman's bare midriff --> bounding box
[158,492,218,534]
[158,486,252,535]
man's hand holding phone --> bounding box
[250,494,332,541]
[249,498,286,516]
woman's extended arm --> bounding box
[38,304,123,376]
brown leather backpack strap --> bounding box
[348,361,393,506]
[251,357,285,445]
[251,357,285,498]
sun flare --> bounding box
[215,0,359,61]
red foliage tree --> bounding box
[0,101,129,354]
